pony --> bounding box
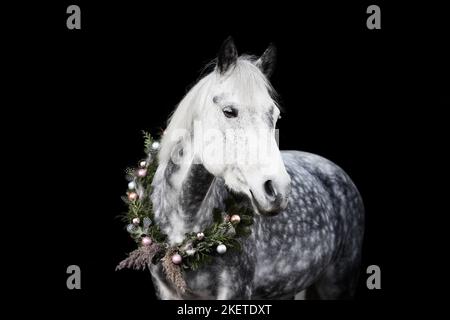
[149,37,364,299]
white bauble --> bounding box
[216,244,227,254]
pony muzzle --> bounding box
[250,179,290,215]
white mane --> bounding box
[158,56,276,166]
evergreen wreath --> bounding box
[116,132,254,292]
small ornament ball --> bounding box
[137,168,147,177]
[128,181,136,190]
[216,244,227,254]
[196,232,205,241]
[132,217,140,225]
[171,253,182,265]
[139,160,147,168]
[230,214,241,224]
[142,236,152,246]
[128,192,138,201]
[152,141,160,150]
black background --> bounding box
[8,0,448,314]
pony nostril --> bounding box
[264,180,276,198]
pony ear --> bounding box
[217,36,238,74]
[255,44,277,77]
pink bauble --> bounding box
[132,217,140,225]
[128,192,138,201]
[142,237,152,246]
[230,215,241,224]
[137,168,147,177]
[171,253,182,265]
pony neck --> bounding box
[151,155,222,245]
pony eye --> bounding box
[222,106,238,118]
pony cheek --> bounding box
[199,144,226,177]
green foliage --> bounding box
[143,131,154,155]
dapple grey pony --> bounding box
[149,37,364,299]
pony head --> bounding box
[159,37,291,215]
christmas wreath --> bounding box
[116,132,254,292]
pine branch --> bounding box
[142,131,154,154]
